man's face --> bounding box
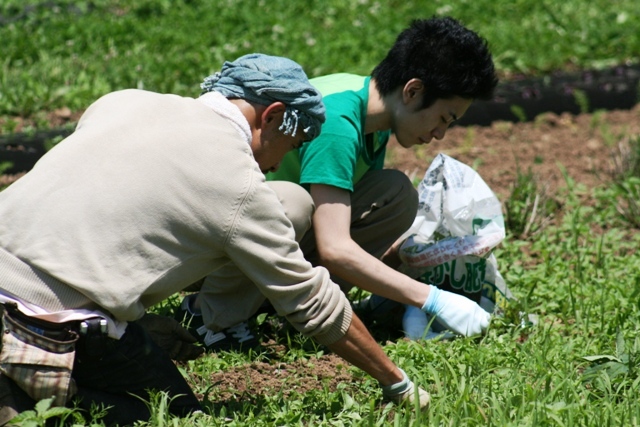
[252,114,306,173]
[392,90,472,149]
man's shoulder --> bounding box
[88,89,193,112]
[310,74,368,97]
[98,88,161,100]
[79,89,202,128]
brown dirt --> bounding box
[200,346,364,403]
[2,104,640,404]
[387,104,640,202]
[3,104,640,196]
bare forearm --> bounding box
[321,239,429,308]
[309,184,430,309]
[326,313,402,386]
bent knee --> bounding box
[362,169,418,218]
[267,181,314,241]
[388,170,419,230]
[386,169,418,211]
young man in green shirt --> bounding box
[182,17,498,350]
[269,16,498,334]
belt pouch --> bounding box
[0,308,79,406]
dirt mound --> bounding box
[389,104,640,200]
[203,351,364,403]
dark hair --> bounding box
[372,17,498,108]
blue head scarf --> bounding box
[201,53,325,141]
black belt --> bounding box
[1,302,106,341]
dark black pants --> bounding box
[72,321,202,425]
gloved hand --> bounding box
[381,368,430,410]
[137,313,205,361]
[421,285,491,336]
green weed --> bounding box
[605,135,640,227]
[7,396,97,427]
[504,166,560,238]
[2,1,640,425]
[582,331,639,397]
[573,89,590,114]
[510,105,528,123]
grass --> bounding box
[504,166,560,239]
[603,135,640,227]
[0,0,639,120]
[2,0,640,425]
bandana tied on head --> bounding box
[201,53,325,141]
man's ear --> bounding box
[402,78,424,104]
[259,102,286,130]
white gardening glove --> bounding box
[381,368,431,410]
[421,285,490,336]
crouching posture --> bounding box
[0,53,428,426]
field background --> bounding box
[1,0,639,119]
[2,1,640,426]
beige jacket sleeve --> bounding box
[201,168,352,346]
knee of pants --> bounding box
[267,181,314,242]
[356,169,419,232]
[387,170,419,229]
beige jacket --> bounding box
[0,89,351,345]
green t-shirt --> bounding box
[266,74,390,191]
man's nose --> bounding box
[432,124,447,140]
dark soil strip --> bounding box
[457,63,640,126]
[2,64,639,175]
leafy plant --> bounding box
[0,161,14,191]
[573,88,590,114]
[606,135,640,227]
[510,104,528,122]
[0,161,12,175]
[8,397,82,426]
[504,166,560,238]
[582,331,639,396]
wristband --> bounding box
[421,285,442,314]
[381,368,411,396]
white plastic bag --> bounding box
[398,153,512,339]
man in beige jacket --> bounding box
[0,54,427,426]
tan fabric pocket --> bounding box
[0,311,79,406]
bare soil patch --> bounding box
[203,350,363,402]
[388,104,640,201]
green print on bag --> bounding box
[420,257,485,295]
[415,255,510,311]
[398,153,513,315]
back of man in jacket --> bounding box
[0,53,427,426]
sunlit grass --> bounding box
[0,0,639,120]
[2,0,640,425]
